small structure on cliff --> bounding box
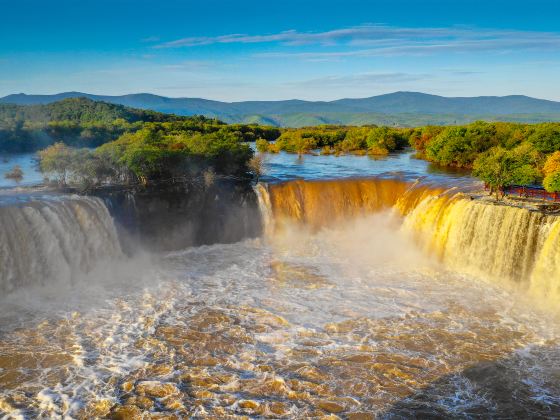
[504,184,560,203]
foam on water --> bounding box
[1,210,559,418]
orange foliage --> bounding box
[543,151,560,176]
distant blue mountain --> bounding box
[2,91,560,127]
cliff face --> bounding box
[93,180,262,252]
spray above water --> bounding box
[256,178,560,308]
[1,177,560,418]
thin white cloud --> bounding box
[255,38,560,60]
[154,24,560,58]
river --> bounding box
[0,151,559,418]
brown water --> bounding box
[1,178,560,419]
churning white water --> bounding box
[0,181,560,418]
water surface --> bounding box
[0,153,43,189]
[0,151,559,418]
[259,149,473,185]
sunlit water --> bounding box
[1,151,560,418]
[259,149,473,185]
[0,154,43,189]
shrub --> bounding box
[255,138,270,153]
[4,165,23,181]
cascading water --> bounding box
[403,194,560,297]
[0,196,122,293]
[2,177,560,418]
[259,178,446,232]
[256,178,560,306]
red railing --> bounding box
[503,185,560,202]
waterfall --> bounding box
[403,195,556,280]
[0,196,122,293]
[254,183,275,238]
[257,178,445,232]
[256,178,560,306]
[530,220,560,301]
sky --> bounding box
[1,0,560,101]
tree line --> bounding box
[408,121,560,195]
[0,97,280,152]
[254,121,560,194]
[256,125,409,156]
[6,97,560,194]
[38,122,273,189]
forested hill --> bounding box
[2,91,560,127]
[0,97,281,153]
[0,98,222,152]
[0,97,187,125]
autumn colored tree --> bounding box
[543,151,560,176]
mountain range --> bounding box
[2,91,560,127]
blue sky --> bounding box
[1,0,560,101]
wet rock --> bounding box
[85,399,113,417]
[238,399,260,410]
[191,390,215,399]
[191,355,220,366]
[344,354,375,364]
[144,363,174,377]
[295,365,329,382]
[94,179,262,252]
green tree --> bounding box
[366,126,407,155]
[544,171,560,193]
[527,123,560,154]
[38,142,76,185]
[339,127,370,152]
[426,122,498,167]
[473,144,540,199]
[255,138,270,152]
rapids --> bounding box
[1,170,560,418]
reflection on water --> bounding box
[1,214,559,418]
